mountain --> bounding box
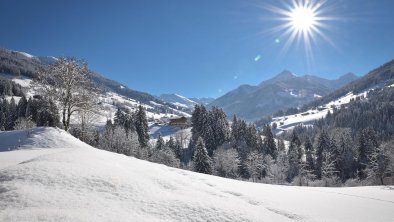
[1,127,393,221]
[270,60,394,134]
[307,60,394,108]
[0,48,191,124]
[209,70,358,121]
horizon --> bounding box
[1,0,394,98]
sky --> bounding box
[1,0,394,98]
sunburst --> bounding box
[264,0,336,61]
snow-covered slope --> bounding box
[0,48,191,125]
[0,72,190,126]
[271,90,370,134]
[159,93,199,109]
[1,127,393,221]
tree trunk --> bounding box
[62,108,67,131]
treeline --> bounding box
[79,103,392,186]
[0,96,59,130]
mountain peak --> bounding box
[276,69,296,78]
[259,70,296,86]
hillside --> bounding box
[270,60,394,134]
[0,48,191,124]
[0,127,393,221]
[209,70,358,121]
[306,60,394,109]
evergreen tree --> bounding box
[209,107,230,154]
[304,137,315,171]
[135,105,150,147]
[245,124,259,151]
[155,134,165,150]
[315,130,330,179]
[17,95,27,118]
[287,131,301,181]
[357,128,379,179]
[8,97,17,130]
[245,151,264,182]
[114,107,125,126]
[193,137,212,174]
[337,133,356,181]
[366,145,391,185]
[262,125,277,159]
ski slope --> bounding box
[1,128,393,221]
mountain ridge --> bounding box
[209,70,358,120]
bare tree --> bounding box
[35,57,95,131]
[75,88,100,141]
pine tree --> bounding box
[135,105,150,147]
[17,95,27,118]
[155,134,165,150]
[263,125,277,159]
[114,107,125,126]
[366,145,391,185]
[277,139,286,152]
[193,137,212,174]
[287,131,301,181]
[357,128,379,179]
[209,107,230,154]
[337,133,356,181]
[304,137,315,171]
[8,97,17,130]
[315,130,330,179]
[245,151,264,182]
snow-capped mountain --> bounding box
[0,48,191,125]
[1,127,393,221]
[209,70,358,121]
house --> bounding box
[169,116,189,127]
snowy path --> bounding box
[0,128,393,221]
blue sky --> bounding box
[1,0,394,98]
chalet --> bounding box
[169,116,189,127]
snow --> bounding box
[0,127,393,221]
[0,73,32,88]
[272,90,370,134]
[172,102,189,108]
[16,51,34,58]
[314,94,322,98]
[173,93,198,105]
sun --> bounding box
[290,5,317,33]
[262,0,336,60]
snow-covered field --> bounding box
[0,127,393,221]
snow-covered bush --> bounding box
[212,147,240,179]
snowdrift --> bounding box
[1,127,393,221]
